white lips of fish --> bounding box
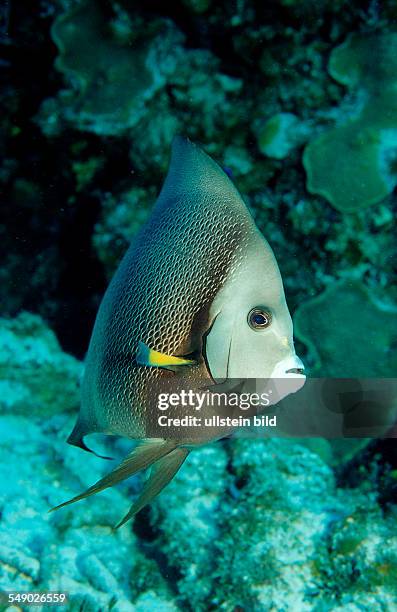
[269,353,306,403]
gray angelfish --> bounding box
[51,137,305,527]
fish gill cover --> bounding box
[0,1,397,611]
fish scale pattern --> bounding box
[80,186,253,439]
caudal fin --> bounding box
[49,439,177,513]
[115,447,189,528]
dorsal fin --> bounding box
[156,136,245,210]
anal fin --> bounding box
[115,447,189,528]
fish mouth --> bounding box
[270,355,306,379]
[286,366,305,377]
[267,355,306,401]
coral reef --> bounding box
[0,312,82,417]
[92,187,155,278]
[294,278,397,467]
[304,32,397,212]
[151,445,230,608]
[212,439,397,611]
[293,279,397,377]
[50,2,179,136]
[0,411,176,611]
[257,112,309,159]
[191,439,337,611]
[3,0,396,341]
[2,408,397,610]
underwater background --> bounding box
[1,0,397,610]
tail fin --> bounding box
[115,447,189,528]
[50,439,177,513]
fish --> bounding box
[50,137,305,526]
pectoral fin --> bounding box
[136,341,196,369]
[67,419,113,460]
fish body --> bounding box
[53,137,305,525]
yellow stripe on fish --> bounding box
[136,341,196,368]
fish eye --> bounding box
[248,308,272,330]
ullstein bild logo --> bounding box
[144,378,397,439]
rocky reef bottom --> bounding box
[1,409,397,611]
[0,313,396,611]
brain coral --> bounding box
[303,32,397,212]
[294,279,397,377]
